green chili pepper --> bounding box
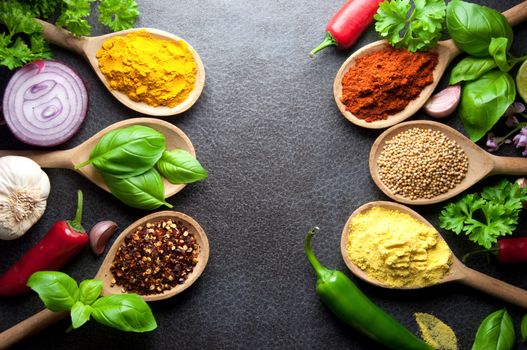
[305,227,433,350]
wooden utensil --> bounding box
[0,117,195,198]
[0,211,209,350]
[340,201,527,309]
[333,1,527,129]
[369,120,527,205]
[37,20,205,116]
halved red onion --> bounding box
[2,60,88,146]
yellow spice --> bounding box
[347,206,451,288]
[96,30,197,108]
[415,313,458,350]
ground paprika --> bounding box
[340,46,438,122]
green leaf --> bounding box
[156,149,208,184]
[374,0,446,52]
[447,0,513,57]
[103,168,173,210]
[471,309,515,350]
[489,38,511,73]
[27,272,79,312]
[71,301,92,329]
[91,294,157,332]
[56,0,95,36]
[78,279,103,305]
[450,57,497,85]
[521,314,527,342]
[99,0,140,32]
[77,125,166,178]
[460,70,516,142]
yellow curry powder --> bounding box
[96,30,197,108]
[415,313,458,350]
[347,206,451,288]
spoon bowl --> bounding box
[0,117,196,198]
[37,20,205,116]
[369,120,527,205]
[340,201,527,308]
[333,1,527,129]
[0,211,209,348]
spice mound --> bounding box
[377,128,469,200]
[340,46,438,122]
[97,30,197,108]
[415,313,458,350]
[110,219,199,295]
[346,206,452,288]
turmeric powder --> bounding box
[347,206,451,288]
[96,30,197,108]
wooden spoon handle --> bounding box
[490,155,527,176]
[0,309,67,350]
[502,1,527,27]
[0,149,75,169]
[459,266,527,309]
[35,19,87,57]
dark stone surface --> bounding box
[1,0,527,349]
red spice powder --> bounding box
[340,46,438,122]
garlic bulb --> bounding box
[0,156,50,240]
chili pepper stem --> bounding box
[68,190,85,232]
[309,32,337,57]
[462,247,500,263]
[305,227,331,279]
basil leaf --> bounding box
[77,125,166,178]
[71,301,92,329]
[489,37,511,72]
[521,314,527,342]
[471,309,515,350]
[460,70,516,142]
[91,294,157,332]
[103,168,173,210]
[78,279,103,305]
[27,271,79,312]
[450,57,497,85]
[156,149,208,184]
[446,0,513,57]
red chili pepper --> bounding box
[0,190,88,296]
[310,0,383,57]
[462,237,527,264]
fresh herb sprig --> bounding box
[27,271,157,332]
[471,310,515,350]
[439,180,527,249]
[374,0,446,52]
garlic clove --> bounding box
[90,221,118,255]
[423,84,461,118]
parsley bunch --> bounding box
[439,180,527,249]
[374,0,446,52]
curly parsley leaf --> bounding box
[56,0,95,37]
[25,0,61,19]
[439,180,526,249]
[99,0,139,32]
[0,0,51,70]
[374,0,446,52]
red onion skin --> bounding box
[89,221,118,256]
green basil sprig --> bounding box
[471,309,515,350]
[447,0,512,57]
[449,57,497,85]
[27,271,157,333]
[459,70,516,142]
[103,168,173,210]
[75,125,166,178]
[156,149,208,184]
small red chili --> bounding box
[462,237,527,264]
[0,190,89,296]
[309,0,383,57]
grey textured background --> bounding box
[1,1,527,349]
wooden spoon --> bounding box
[0,117,195,198]
[340,201,527,309]
[369,120,527,205]
[0,211,209,350]
[36,20,205,116]
[333,1,527,129]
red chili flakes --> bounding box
[110,219,199,295]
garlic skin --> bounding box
[0,156,50,240]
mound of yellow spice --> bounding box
[97,30,197,108]
[347,206,452,288]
